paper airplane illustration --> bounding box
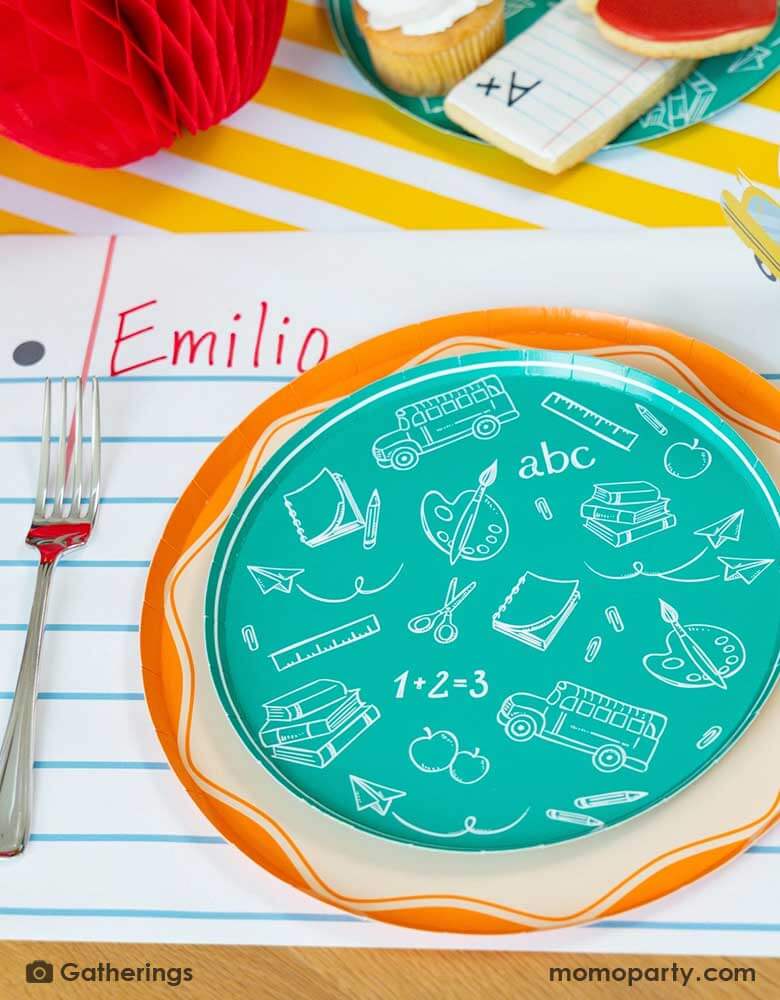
[717,556,775,585]
[694,510,743,549]
[349,774,406,816]
[247,565,304,595]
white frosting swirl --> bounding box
[360,0,492,36]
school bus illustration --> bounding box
[372,375,519,471]
[497,680,667,774]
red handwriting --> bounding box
[110,300,331,377]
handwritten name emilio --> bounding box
[110,299,331,377]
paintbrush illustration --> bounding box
[659,599,728,690]
[449,460,498,566]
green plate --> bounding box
[327,0,780,148]
[205,351,780,852]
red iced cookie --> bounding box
[585,0,777,58]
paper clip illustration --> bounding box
[605,606,624,632]
[535,497,553,521]
[241,624,259,652]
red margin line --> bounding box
[67,234,118,467]
[81,234,118,383]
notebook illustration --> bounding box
[492,572,581,651]
[283,467,365,547]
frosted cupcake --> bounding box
[354,0,505,97]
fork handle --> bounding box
[0,561,56,857]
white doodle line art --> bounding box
[573,790,647,810]
[584,636,602,663]
[408,727,490,785]
[605,606,624,633]
[542,391,639,451]
[284,467,366,547]
[241,624,259,652]
[728,44,773,74]
[582,480,676,549]
[407,577,477,645]
[718,555,775,585]
[420,461,509,564]
[492,572,580,652]
[535,496,553,521]
[634,404,668,436]
[391,808,530,840]
[297,564,404,604]
[694,510,743,549]
[363,489,381,550]
[664,438,712,480]
[372,374,519,471]
[497,680,667,774]
[350,774,406,816]
[268,614,381,672]
[261,678,379,769]
[586,549,718,584]
[247,565,304,595]
[642,599,746,691]
[546,809,603,830]
[696,726,723,751]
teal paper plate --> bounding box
[327,0,780,148]
[205,351,780,852]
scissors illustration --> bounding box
[407,578,476,645]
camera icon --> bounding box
[26,960,54,984]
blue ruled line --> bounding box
[33,761,168,770]
[0,624,138,633]
[0,497,177,505]
[0,906,357,922]
[0,692,144,701]
[595,919,780,932]
[29,834,225,844]
[0,560,150,568]
[0,436,222,444]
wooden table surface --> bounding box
[0,943,777,999]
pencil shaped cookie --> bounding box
[444,0,694,174]
[584,0,777,59]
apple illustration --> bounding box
[664,438,712,480]
[409,727,459,773]
[449,747,490,785]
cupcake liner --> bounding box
[357,0,504,97]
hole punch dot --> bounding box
[13,340,45,366]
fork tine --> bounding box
[68,379,83,519]
[33,379,51,519]
[86,378,101,523]
[52,378,67,518]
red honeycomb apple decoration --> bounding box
[0,0,287,168]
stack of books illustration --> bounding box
[492,572,581,651]
[581,481,676,548]
[283,468,365,548]
[260,678,379,768]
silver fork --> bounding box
[0,378,101,857]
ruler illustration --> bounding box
[269,614,381,671]
[542,391,638,451]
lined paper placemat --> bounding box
[0,228,778,953]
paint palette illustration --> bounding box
[205,351,780,852]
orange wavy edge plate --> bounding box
[140,307,780,935]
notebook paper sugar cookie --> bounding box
[205,351,780,852]
[444,0,693,173]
